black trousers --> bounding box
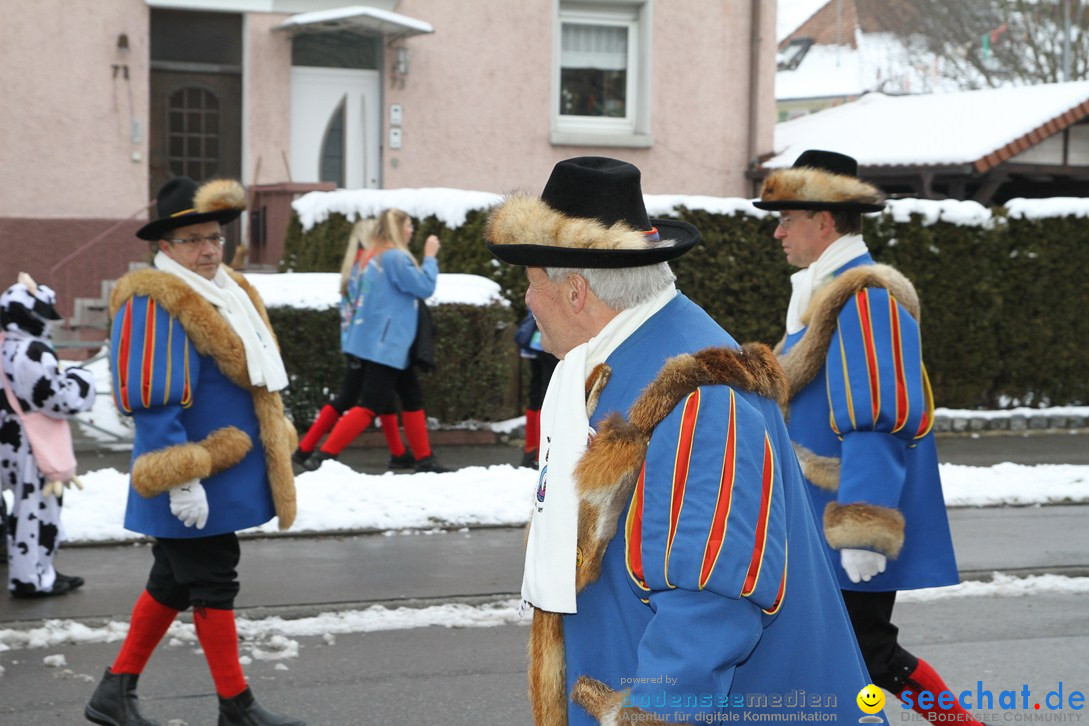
[527,353,559,410]
[842,589,919,693]
[146,533,241,611]
[331,354,424,414]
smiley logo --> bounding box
[857,684,885,714]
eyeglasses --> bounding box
[166,234,226,247]
[776,212,810,228]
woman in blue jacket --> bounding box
[294,218,414,471]
[294,208,448,472]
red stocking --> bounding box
[401,409,432,460]
[320,407,375,455]
[193,607,247,699]
[298,404,339,453]
[897,659,981,724]
[111,590,179,674]
[379,414,407,456]
[525,408,541,456]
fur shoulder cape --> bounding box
[774,263,919,402]
[530,343,787,726]
[109,267,297,529]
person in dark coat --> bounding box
[515,312,558,469]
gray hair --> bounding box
[545,262,675,311]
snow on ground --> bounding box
[3,573,1088,653]
[37,458,1089,546]
[936,405,1089,420]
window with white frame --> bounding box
[553,1,652,147]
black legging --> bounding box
[842,589,919,693]
[331,354,424,415]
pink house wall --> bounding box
[385,0,776,196]
[0,0,777,312]
[243,13,295,188]
[0,0,151,314]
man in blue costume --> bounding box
[486,157,876,725]
[85,177,305,726]
[755,150,977,724]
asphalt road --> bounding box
[0,432,1085,725]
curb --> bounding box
[933,413,1088,434]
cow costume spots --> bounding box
[1,280,95,596]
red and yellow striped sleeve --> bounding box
[110,294,198,415]
[627,385,787,613]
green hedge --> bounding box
[277,206,1089,413]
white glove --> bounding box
[169,480,209,529]
[43,476,84,498]
[841,548,887,584]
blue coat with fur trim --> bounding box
[533,293,875,725]
[776,252,958,592]
[108,268,297,539]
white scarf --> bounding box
[522,283,677,614]
[785,234,869,335]
[154,252,289,392]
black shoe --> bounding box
[519,449,540,470]
[85,668,159,726]
[305,451,337,471]
[11,578,74,599]
[413,455,451,473]
[218,687,305,726]
[55,571,85,591]
[388,451,416,470]
[291,449,312,470]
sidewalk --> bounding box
[3,504,1088,627]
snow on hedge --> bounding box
[292,186,1089,232]
[244,272,506,310]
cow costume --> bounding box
[0,279,94,597]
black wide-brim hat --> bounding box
[485,156,699,268]
[753,149,886,213]
[137,176,246,241]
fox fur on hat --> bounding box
[760,167,885,208]
[754,149,886,212]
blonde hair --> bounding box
[339,218,377,296]
[374,208,420,268]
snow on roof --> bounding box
[777,0,830,42]
[766,81,1089,169]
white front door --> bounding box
[290,66,381,189]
